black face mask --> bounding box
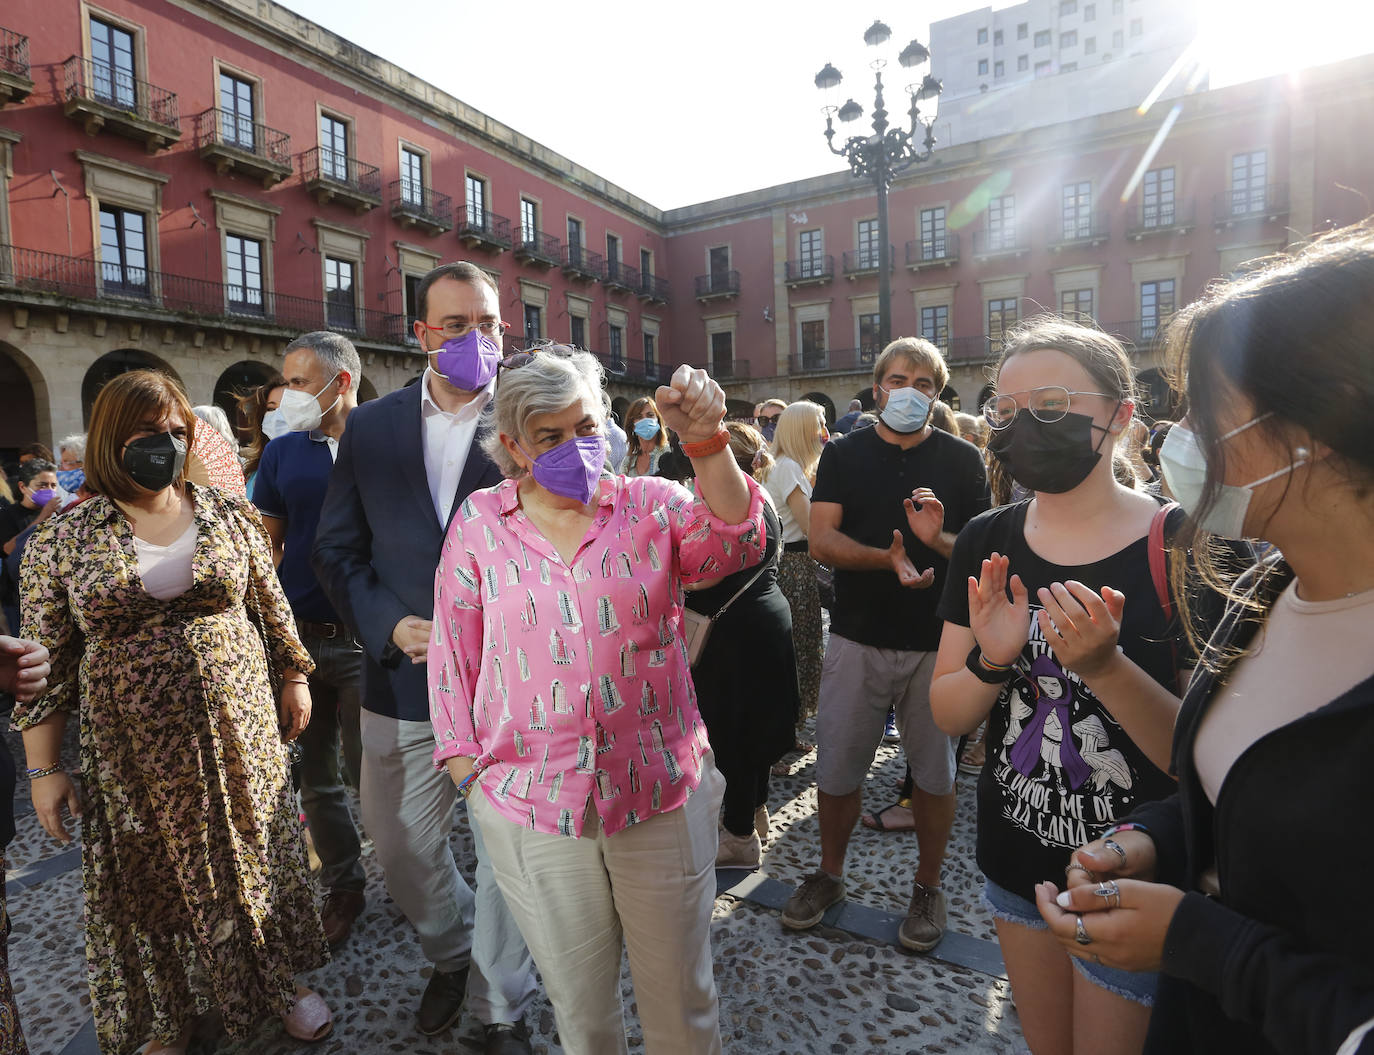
[123,432,187,492]
[987,408,1116,494]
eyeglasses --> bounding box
[755,414,781,425]
[497,341,579,374]
[983,386,1116,430]
[418,319,510,341]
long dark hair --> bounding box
[1166,217,1374,661]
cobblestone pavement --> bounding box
[6,710,1025,1055]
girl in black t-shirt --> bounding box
[930,317,1186,1055]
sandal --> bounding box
[282,988,333,1043]
[860,799,916,832]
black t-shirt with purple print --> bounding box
[938,500,1179,901]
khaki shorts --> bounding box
[814,633,957,797]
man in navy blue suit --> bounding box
[314,261,536,1054]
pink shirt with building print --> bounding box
[429,471,766,838]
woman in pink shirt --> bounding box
[429,346,765,1055]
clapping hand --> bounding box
[967,553,1031,666]
[1036,581,1126,679]
[655,366,726,444]
[903,488,945,548]
[886,531,935,589]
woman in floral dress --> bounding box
[16,370,331,1054]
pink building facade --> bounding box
[1,0,1372,451]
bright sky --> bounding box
[280,0,1373,211]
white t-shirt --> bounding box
[136,519,198,601]
[763,456,812,544]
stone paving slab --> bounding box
[7,718,1024,1054]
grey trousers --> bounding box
[358,710,537,1026]
[298,632,365,894]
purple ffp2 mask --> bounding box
[433,329,501,391]
[520,435,606,504]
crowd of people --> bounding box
[0,220,1371,1055]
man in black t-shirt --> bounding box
[781,339,990,951]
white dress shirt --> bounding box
[420,368,495,525]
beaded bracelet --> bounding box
[26,763,64,780]
[1101,822,1150,840]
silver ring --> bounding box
[1065,858,1094,878]
[1074,914,1092,946]
[1101,838,1127,868]
[1093,880,1122,909]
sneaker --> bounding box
[898,880,947,952]
[716,830,761,868]
[753,804,770,843]
[781,870,846,930]
[883,710,901,743]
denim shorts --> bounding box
[982,878,1157,1007]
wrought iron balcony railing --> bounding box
[947,335,1001,364]
[637,272,670,303]
[0,243,402,343]
[906,232,960,267]
[561,244,605,281]
[62,56,180,142]
[695,271,739,298]
[1,27,31,79]
[784,255,834,284]
[194,108,291,183]
[841,248,895,275]
[458,207,513,250]
[389,180,453,233]
[604,259,640,291]
[700,357,751,380]
[514,229,561,267]
[1213,183,1289,223]
[301,147,381,207]
[1126,199,1197,240]
[1050,210,1111,247]
[971,228,1029,256]
[588,352,667,384]
[786,347,885,374]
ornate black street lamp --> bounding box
[816,20,942,348]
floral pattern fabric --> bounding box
[14,484,326,1053]
[429,473,766,838]
[0,856,28,1055]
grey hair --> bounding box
[58,432,86,461]
[480,347,608,479]
[193,404,237,447]
[285,331,363,393]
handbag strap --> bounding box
[709,558,770,625]
[1148,502,1177,622]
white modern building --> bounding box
[929,0,1204,144]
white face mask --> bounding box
[277,374,340,434]
[1158,416,1307,539]
[261,408,289,441]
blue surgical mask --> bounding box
[633,418,661,441]
[879,385,932,434]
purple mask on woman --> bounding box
[520,435,607,504]
[432,329,501,391]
